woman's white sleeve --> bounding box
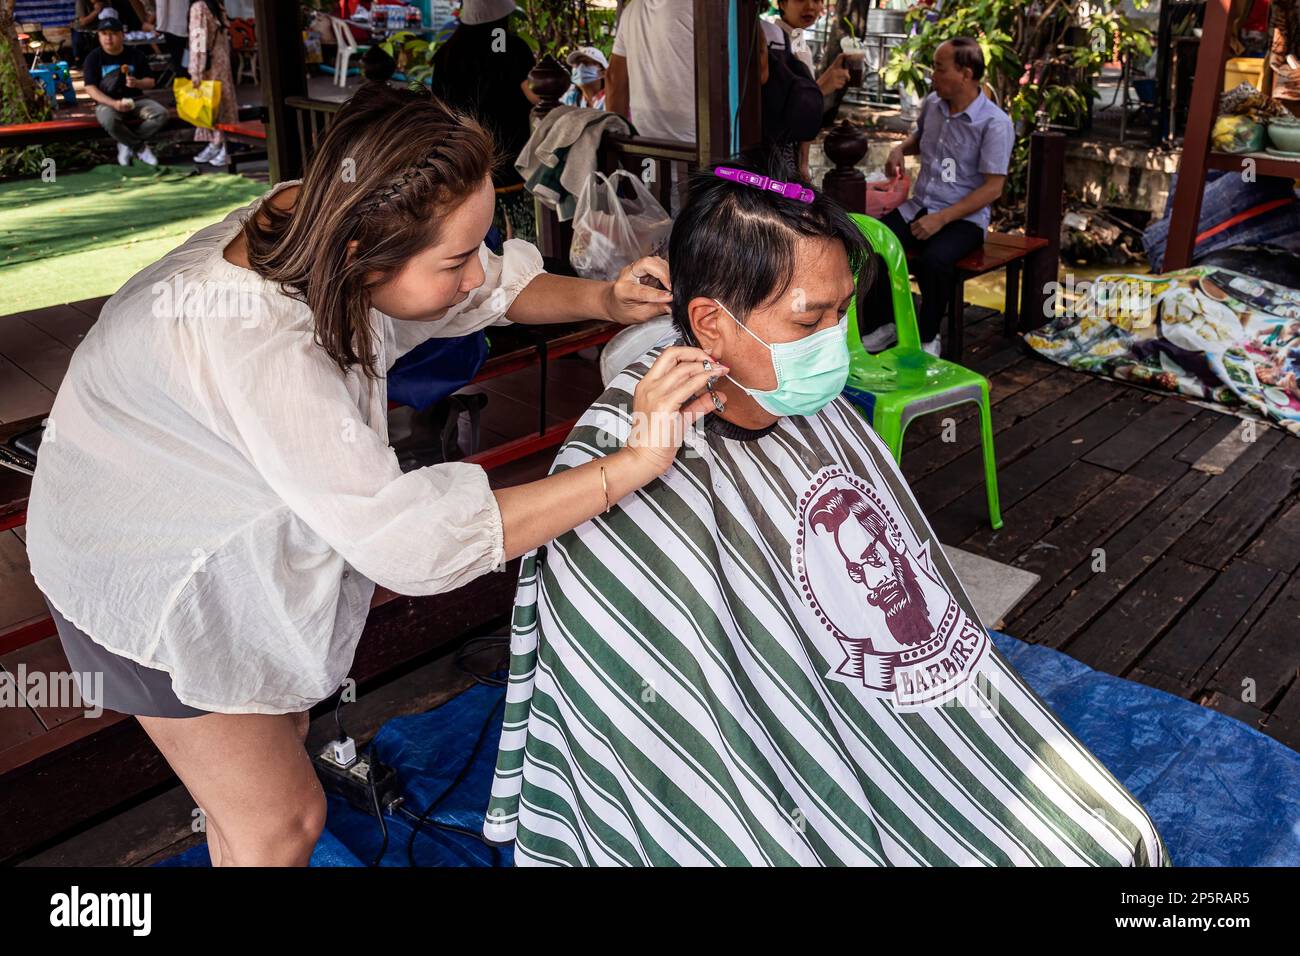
[202,318,505,595]
[385,238,545,368]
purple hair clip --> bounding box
[714,167,814,203]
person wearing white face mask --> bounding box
[561,45,607,110]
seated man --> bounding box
[862,36,1014,356]
[83,13,167,167]
[483,155,1167,867]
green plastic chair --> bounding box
[844,214,1002,530]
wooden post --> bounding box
[527,55,571,121]
[1020,130,1065,331]
[694,0,763,167]
[255,0,307,184]
[821,120,869,213]
[1163,0,1232,271]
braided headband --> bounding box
[715,166,814,203]
[355,155,443,216]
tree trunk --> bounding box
[0,0,49,123]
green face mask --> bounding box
[714,299,851,418]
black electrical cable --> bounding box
[329,681,389,865]
[404,690,506,867]
[398,806,504,867]
[366,743,390,867]
[455,635,510,687]
[334,695,347,743]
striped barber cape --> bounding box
[483,346,1169,867]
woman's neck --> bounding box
[223,183,300,268]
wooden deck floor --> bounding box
[898,313,1300,753]
[1,293,1297,860]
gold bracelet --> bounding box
[600,464,610,513]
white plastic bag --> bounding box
[569,170,672,281]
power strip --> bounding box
[314,741,404,817]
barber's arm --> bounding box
[507,256,673,326]
[909,173,1006,240]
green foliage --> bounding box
[380,30,434,84]
[516,0,614,60]
[882,0,1153,201]
[384,3,616,88]
[1,24,54,179]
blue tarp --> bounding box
[160,632,1300,867]
[1142,170,1300,272]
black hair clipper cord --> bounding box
[0,424,46,476]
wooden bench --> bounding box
[948,232,1049,360]
[903,232,1050,360]
[0,106,267,173]
[213,118,268,173]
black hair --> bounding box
[947,37,985,82]
[669,149,872,346]
[362,45,397,82]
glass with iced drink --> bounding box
[840,36,867,88]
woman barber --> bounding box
[26,85,724,866]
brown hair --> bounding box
[243,84,497,377]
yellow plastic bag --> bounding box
[173,78,222,129]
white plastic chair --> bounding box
[326,15,365,88]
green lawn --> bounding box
[0,163,266,316]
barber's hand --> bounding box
[603,256,673,325]
[817,55,849,94]
[885,146,906,180]
[910,212,948,241]
[621,346,728,478]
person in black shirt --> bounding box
[83,17,168,166]
[428,0,536,183]
[428,0,537,241]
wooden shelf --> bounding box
[1207,150,1300,179]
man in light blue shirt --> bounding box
[862,37,1015,355]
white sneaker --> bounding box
[860,324,898,352]
[922,337,942,357]
[193,142,217,163]
[117,143,133,166]
[136,145,159,166]
[206,146,228,167]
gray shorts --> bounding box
[46,599,210,719]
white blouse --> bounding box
[26,181,546,714]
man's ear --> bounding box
[688,296,727,357]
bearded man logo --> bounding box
[810,487,933,647]
[795,467,987,708]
